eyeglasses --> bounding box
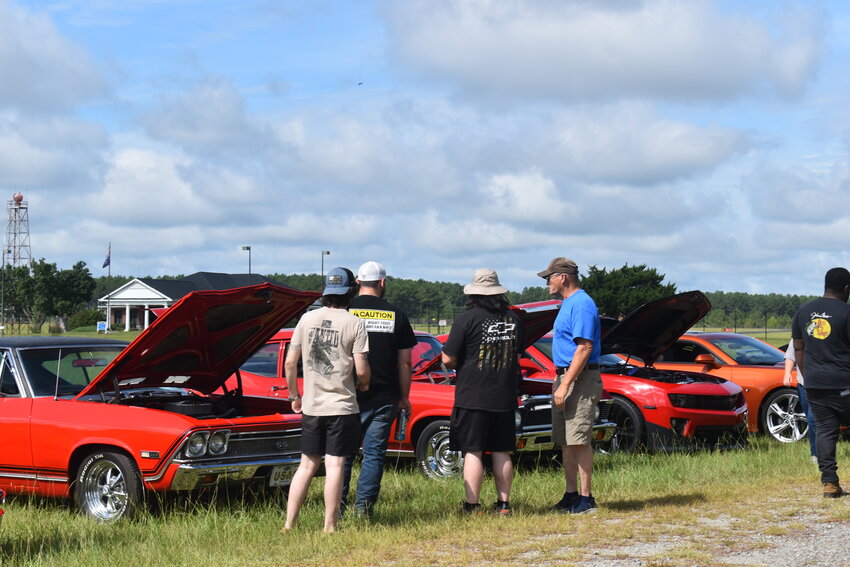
[546,273,565,283]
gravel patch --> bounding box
[520,496,850,567]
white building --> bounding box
[98,272,279,331]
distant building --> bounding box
[98,272,282,331]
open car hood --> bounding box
[77,283,320,397]
[601,290,711,365]
[413,302,559,376]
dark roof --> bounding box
[139,272,283,300]
[0,336,128,348]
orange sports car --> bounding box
[651,332,804,443]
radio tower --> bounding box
[3,192,32,268]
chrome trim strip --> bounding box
[36,475,69,483]
[384,449,415,458]
[0,472,69,483]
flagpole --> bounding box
[104,242,111,334]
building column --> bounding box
[144,304,150,329]
[125,304,131,332]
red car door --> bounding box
[0,351,35,490]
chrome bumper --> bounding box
[167,456,300,491]
[515,420,617,453]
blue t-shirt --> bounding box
[552,289,601,367]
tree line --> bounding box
[0,261,818,333]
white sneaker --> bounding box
[811,456,819,464]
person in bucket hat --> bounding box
[441,268,524,516]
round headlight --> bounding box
[594,404,600,421]
[208,430,230,455]
[515,410,523,430]
[185,431,210,458]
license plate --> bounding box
[269,465,295,487]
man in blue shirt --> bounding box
[537,256,602,514]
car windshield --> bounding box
[533,337,553,359]
[240,342,280,377]
[709,335,784,366]
[534,338,632,368]
[413,334,443,371]
[20,346,125,397]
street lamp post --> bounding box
[242,246,252,282]
[321,250,331,278]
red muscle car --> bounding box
[0,283,318,521]
[519,292,749,452]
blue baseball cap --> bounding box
[323,267,356,296]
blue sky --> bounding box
[2,0,849,295]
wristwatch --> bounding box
[288,394,301,402]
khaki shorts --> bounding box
[552,368,603,446]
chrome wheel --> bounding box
[416,421,462,479]
[763,389,807,443]
[76,452,141,521]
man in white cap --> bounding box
[283,267,371,533]
[342,261,417,518]
[441,268,524,516]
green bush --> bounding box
[68,309,102,330]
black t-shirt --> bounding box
[349,294,417,409]
[791,297,850,389]
[443,306,525,411]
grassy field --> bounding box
[2,437,848,567]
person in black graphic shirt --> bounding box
[342,261,417,518]
[792,267,850,498]
[442,268,524,516]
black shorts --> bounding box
[301,414,361,457]
[450,407,516,453]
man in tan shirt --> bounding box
[283,267,370,533]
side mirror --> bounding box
[694,353,719,368]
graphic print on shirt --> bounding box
[350,308,396,333]
[477,316,519,371]
[806,312,833,340]
[307,319,340,378]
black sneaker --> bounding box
[462,501,482,515]
[551,491,578,513]
[493,500,512,516]
[570,495,597,514]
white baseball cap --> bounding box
[357,261,386,282]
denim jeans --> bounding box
[797,385,817,457]
[806,387,850,484]
[342,403,398,511]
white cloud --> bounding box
[0,0,105,111]
[384,0,823,102]
[0,114,108,189]
[540,103,750,185]
[480,169,567,222]
[83,148,219,226]
[142,77,275,155]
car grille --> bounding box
[520,396,553,429]
[597,399,613,422]
[668,393,744,411]
[222,430,301,458]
